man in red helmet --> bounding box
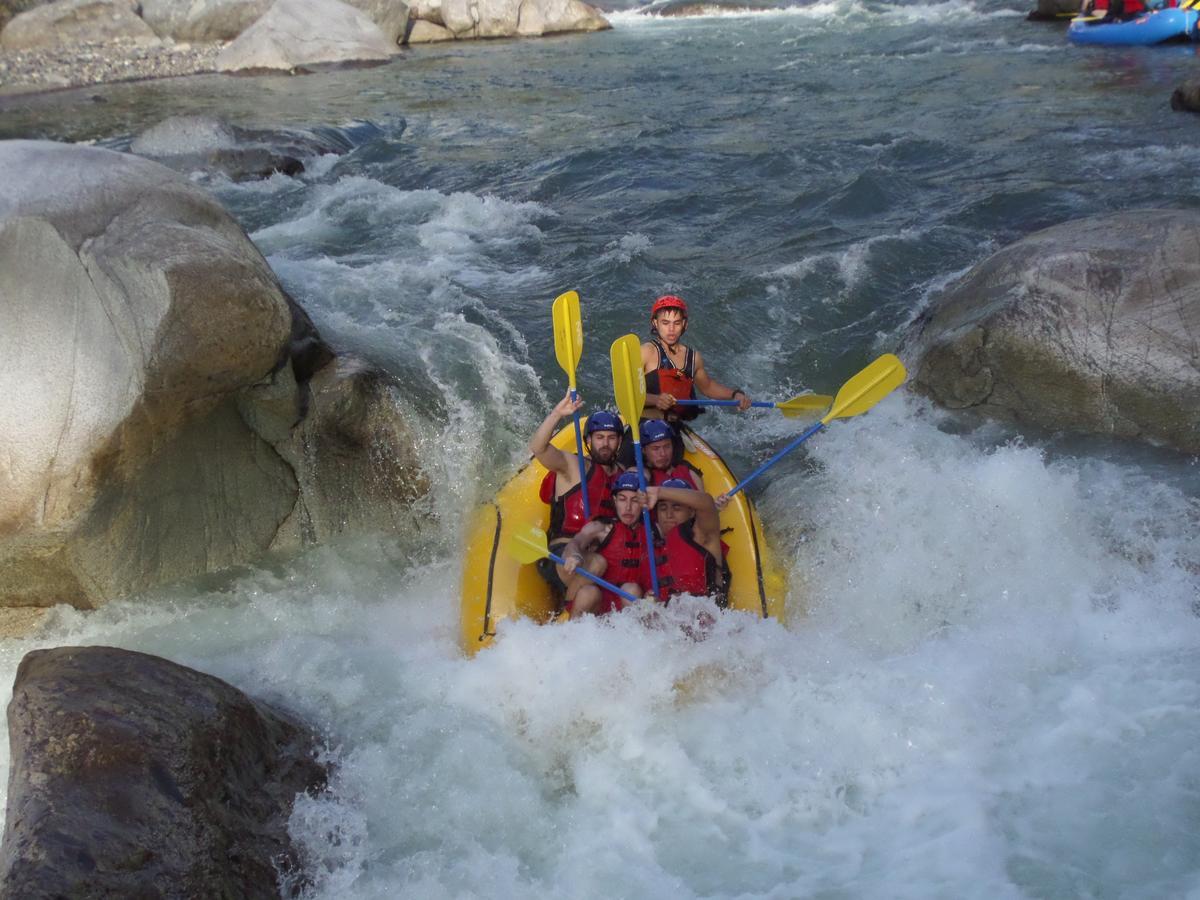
[640,294,752,424]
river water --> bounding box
[3,2,1200,896]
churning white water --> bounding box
[1,391,1197,898]
[6,5,1200,889]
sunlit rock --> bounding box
[0,646,327,898]
[0,0,158,50]
[439,0,608,38]
[903,209,1200,454]
[0,140,427,610]
[406,17,453,38]
[139,0,271,41]
[216,0,397,72]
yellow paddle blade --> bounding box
[822,353,906,424]
[552,291,583,389]
[610,333,645,442]
[508,524,551,564]
[777,393,833,419]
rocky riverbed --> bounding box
[0,36,219,93]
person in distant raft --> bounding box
[529,393,624,604]
[641,294,752,423]
[560,472,651,615]
[644,479,730,607]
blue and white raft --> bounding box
[1068,1,1200,45]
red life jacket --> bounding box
[645,339,699,422]
[540,463,616,539]
[595,517,649,613]
[653,519,730,607]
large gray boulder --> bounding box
[0,140,427,610]
[0,646,327,898]
[346,0,409,43]
[216,0,397,72]
[0,0,158,49]
[439,0,607,38]
[139,0,272,41]
[0,0,46,32]
[903,209,1200,454]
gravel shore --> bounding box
[0,37,222,94]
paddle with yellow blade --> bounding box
[721,354,907,500]
[610,332,660,598]
[672,393,833,417]
[508,524,641,604]
[552,290,592,518]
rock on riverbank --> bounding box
[0,645,328,898]
[0,139,428,612]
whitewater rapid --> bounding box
[3,0,1200,895]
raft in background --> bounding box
[460,418,789,655]
[1068,4,1200,44]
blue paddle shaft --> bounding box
[547,551,639,603]
[632,440,660,597]
[569,389,590,518]
[726,421,826,498]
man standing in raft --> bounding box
[641,294,753,423]
[529,393,624,604]
[645,479,730,606]
[560,472,651,615]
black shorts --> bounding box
[536,555,568,601]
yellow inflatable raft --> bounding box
[460,419,788,655]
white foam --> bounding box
[2,399,1196,898]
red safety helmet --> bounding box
[651,295,688,319]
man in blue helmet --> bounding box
[644,478,730,607]
[560,471,651,615]
[529,392,624,602]
[639,419,704,494]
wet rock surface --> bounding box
[0,140,428,610]
[903,208,1200,454]
[0,645,328,899]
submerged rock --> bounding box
[129,114,350,181]
[0,139,427,610]
[1171,77,1200,112]
[1027,0,1078,20]
[903,209,1200,454]
[0,645,327,898]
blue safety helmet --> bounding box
[642,419,674,446]
[660,478,693,490]
[612,472,642,494]
[585,410,622,437]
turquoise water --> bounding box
[3,3,1200,896]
